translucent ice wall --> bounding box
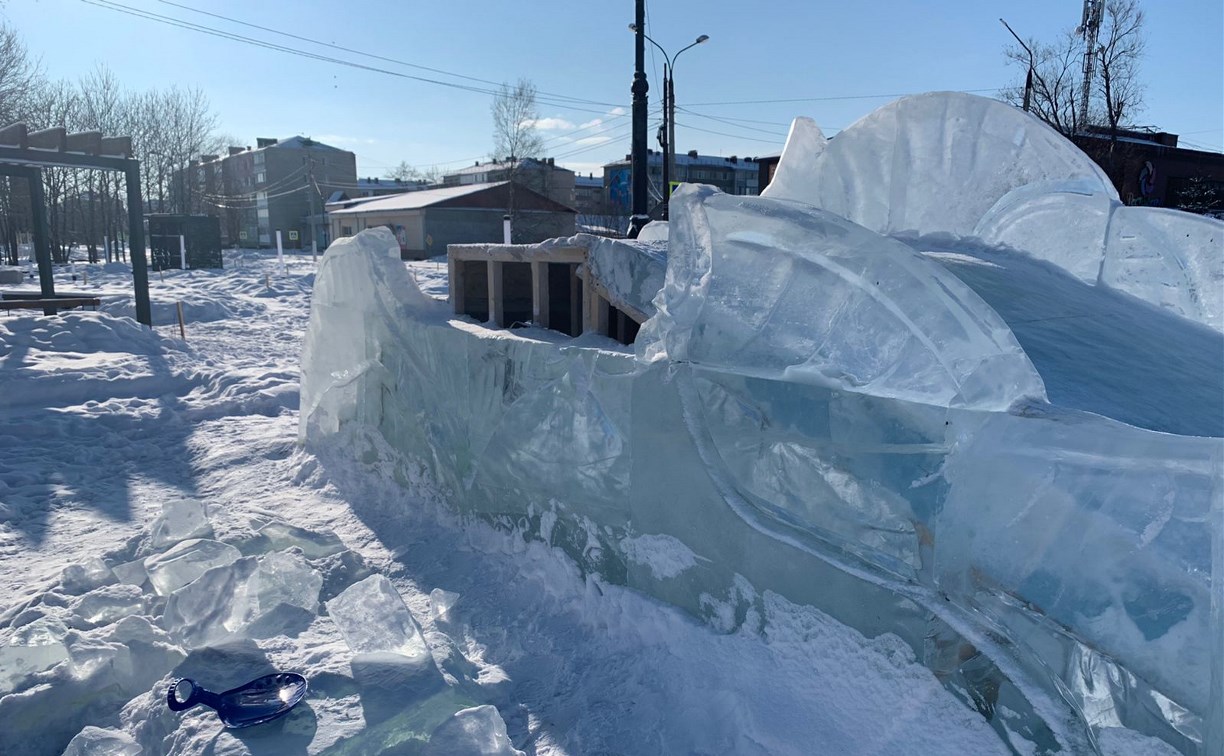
[302,216,1221,754]
[765,92,1224,333]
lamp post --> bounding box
[1000,18,1034,113]
[629,24,708,220]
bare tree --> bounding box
[1001,30,1095,137]
[1095,0,1146,169]
[0,23,43,264]
[1001,1,1144,145]
[491,78,544,162]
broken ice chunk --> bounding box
[60,558,117,595]
[429,589,460,623]
[71,584,146,627]
[257,520,346,558]
[62,726,143,756]
[149,498,213,550]
[162,551,322,648]
[110,558,148,588]
[325,575,431,667]
[144,539,241,596]
[424,705,525,756]
[0,617,69,694]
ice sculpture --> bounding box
[765,92,1224,334]
[301,94,1223,754]
[639,185,1047,411]
[762,91,1117,236]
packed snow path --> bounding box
[0,252,1080,756]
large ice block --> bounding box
[148,498,213,549]
[762,92,1116,237]
[640,184,1046,411]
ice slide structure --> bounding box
[301,93,1223,755]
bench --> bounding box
[0,297,102,312]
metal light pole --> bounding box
[628,0,650,238]
[1000,19,1034,113]
[630,24,709,220]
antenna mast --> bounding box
[1077,0,1103,130]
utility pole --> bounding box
[1077,0,1102,131]
[628,0,649,238]
[307,155,316,251]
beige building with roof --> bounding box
[326,181,575,260]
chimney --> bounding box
[687,150,698,158]
[729,155,737,163]
[256,137,277,148]
[228,146,244,156]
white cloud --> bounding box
[574,136,613,146]
[609,107,627,116]
[522,117,575,131]
[579,118,604,129]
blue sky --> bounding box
[5,0,1221,178]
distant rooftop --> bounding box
[604,150,760,171]
[446,157,572,177]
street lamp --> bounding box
[1000,18,1034,113]
[628,24,709,219]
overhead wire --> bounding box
[154,0,624,109]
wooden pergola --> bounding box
[0,122,151,325]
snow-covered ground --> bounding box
[0,250,1130,756]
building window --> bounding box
[257,208,269,220]
[256,171,266,185]
[341,225,353,237]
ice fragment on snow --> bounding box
[162,551,322,648]
[0,617,69,693]
[326,575,431,667]
[148,498,213,549]
[429,588,460,623]
[62,726,143,756]
[60,558,116,595]
[144,538,241,596]
[258,519,346,558]
[110,558,148,588]
[70,584,145,626]
[424,705,525,756]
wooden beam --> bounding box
[27,127,67,151]
[0,122,28,149]
[66,131,102,155]
[99,136,131,158]
[448,254,465,315]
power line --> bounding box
[682,88,999,106]
[154,0,625,110]
[671,120,786,145]
[81,0,625,118]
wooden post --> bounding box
[125,163,152,327]
[176,300,186,340]
[531,260,550,330]
[448,254,464,315]
[488,259,505,327]
[570,263,581,336]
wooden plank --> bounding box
[0,297,100,311]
